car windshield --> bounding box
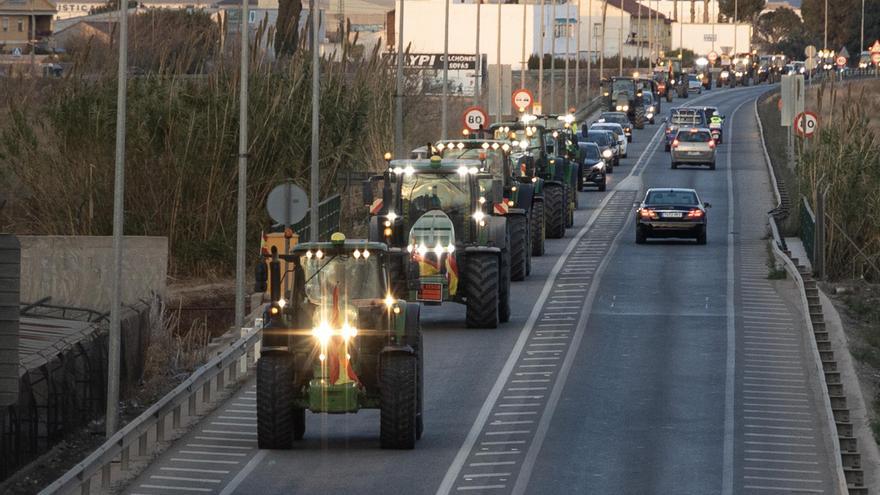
[592,126,620,140]
[584,131,610,146]
[600,113,629,125]
[671,111,702,126]
[440,147,505,176]
[400,172,471,235]
[677,130,712,142]
[579,143,600,159]
[302,254,386,306]
[645,190,699,205]
[611,79,635,98]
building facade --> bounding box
[0,0,56,52]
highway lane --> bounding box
[121,85,838,495]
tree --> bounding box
[690,0,696,23]
[718,0,766,23]
[274,0,302,57]
[801,0,880,55]
[754,7,803,47]
[703,0,710,23]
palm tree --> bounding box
[690,0,696,23]
[703,0,709,23]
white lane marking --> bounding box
[745,467,821,475]
[463,473,513,478]
[744,475,823,483]
[160,467,230,474]
[742,486,824,493]
[178,450,249,457]
[475,451,523,456]
[138,485,212,493]
[744,458,820,465]
[224,410,254,414]
[498,403,541,407]
[210,422,256,427]
[185,443,253,450]
[170,458,240,465]
[743,409,812,416]
[745,441,816,447]
[469,461,516,467]
[484,430,531,435]
[744,449,817,456]
[192,436,255,443]
[494,411,538,416]
[744,433,814,440]
[455,485,506,491]
[216,450,267,495]
[745,424,813,432]
[150,475,222,483]
[744,416,812,423]
[201,430,256,436]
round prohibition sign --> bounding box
[836,56,847,67]
[462,106,490,132]
[794,111,819,138]
[511,89,534,112]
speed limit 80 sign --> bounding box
[794,111,819,138]
[462,106,490,132]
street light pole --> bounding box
[497,0,502,122]
[618,0,623,76]
[636,1,641,71]
[565,4,571,111]
[394,0,405,157]
[521,0,527,89]
[309,0,320,242]
[587,0,592,100]
[599,0,606,81]
[734,0,738,54]
[538,0,545,109]
[575,0,581,109]
[106,0,130,438]
[441,0,449,140]
[860,0,865,52]
[476,0,481,104]
[823,0,827,51]
[550,0,556,113]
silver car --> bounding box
[671,128,716,170]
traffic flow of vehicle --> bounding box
[114,59,852,495]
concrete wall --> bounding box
[18,236,167,312]
[0,235,19,407]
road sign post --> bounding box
[462,106,490,133]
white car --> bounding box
[687,74,703,94]
[591,122,628,158]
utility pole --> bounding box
[106,0,130,438]
[636,1,641,71]
[823,0,827,51]
[565,3,571,111]
[497,0,502,122]
[599,0,606,81]
[521,0,527,89]
[575,0,582,109]
[309,0,320,241]
[860,0,865,53]
[618,0,623,76]
[476,0,481,103]
[394,0,405,157]
[550,0,556,113]
[733,0,738,54]
[538,0,545,109]
[441,0,449,140]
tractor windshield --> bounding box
[302,254,386,308]
[400,173,471,236]
[499,128,541,152]
[612,79,634,98]
[440,147,506,177]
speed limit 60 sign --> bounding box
[794,111,819,138]
[462,106,490,131]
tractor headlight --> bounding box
[340,322,357,342]
[384,294,396,308]
[622,105,629,111]
[473,210,486,223]
[312,320,333,347]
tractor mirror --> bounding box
[362,180,374,206]
[254,260,268,293]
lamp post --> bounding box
[575,0,581,109]
[617,0,623,76]
[394,0,405,157]
[475,0,481,104]
[441,0,449,140]
[538,0,545,109]
[550,0,556,113]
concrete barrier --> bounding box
[17,236,167,311]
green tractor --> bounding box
[254,233,423,450]
[488,120,574,239]
[600,77,648,129]
[363,156,511,328]
[434,138,543,280]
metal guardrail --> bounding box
[39,322,264,495]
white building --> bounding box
[671,21,751,56]
[394,0,672,69]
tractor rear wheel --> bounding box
[465,253,500,328]
[545,184,566,239]
[509,214,528,281]
[257,353,297,449]
[499,246,511,323]
[530,199,546,256]
[380,353,418,449]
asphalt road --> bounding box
[122,85,839,495]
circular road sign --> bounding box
[872,52,880,65]
[836,55,847,67]
[462,106,490,131]
[805,45,817,59]
[708,51,718,63]
[267,182,308,226]
[794,111,819,138]
[511,89,534,112]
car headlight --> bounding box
[591,163,604,172]
[602,149,613,158]
[622,105,629,111]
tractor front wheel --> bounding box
[544,184,566,239]
[634,106,646,129]
[257,353,297,449]
[530,199,546,256]
[380,353,418,449]
[509,214,528,281]
[465,253,500,328]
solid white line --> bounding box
[462,473,513,478]
[744,458,819,465]
[745,424,813,431]
[178,450,249,457]
[193,436,255,443]
[474,451,522,456]
[185,444,253,450]
[201,430,256,436]
[484,430,530,435]
[744,475,823,483]
[138,485,212,493]
[469,461,516,467]
[744,466,821,474]
[742,486,823,493]
[455,485,506,491]
[744,449,817,456]
[481,441,526,445]
[170,458,240,465]
[216,451,267,495]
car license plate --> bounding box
[664,212,683,218]
[418,283,443,302]
[688,151,702,155]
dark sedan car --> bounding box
[635,188,711,244]
[580,129,617,171]
[598,112,633,141]
[577,142,607,191]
